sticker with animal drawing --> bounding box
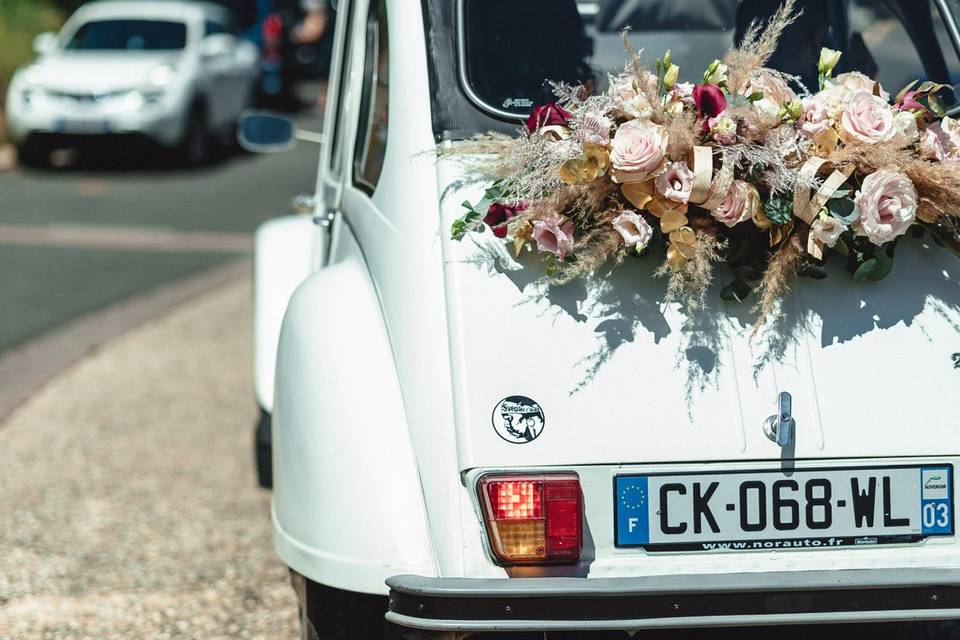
[491,396,545,444]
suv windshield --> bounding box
[65,19,189,51]
[461,0,960,118]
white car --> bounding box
[5,1,259,165]
[247,0,960,637]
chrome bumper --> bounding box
[386,570,960,632]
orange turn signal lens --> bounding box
[478,473,582,564]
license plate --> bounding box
[615,465,953,551]
[56,118,109,134]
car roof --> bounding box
[73,1,232,24]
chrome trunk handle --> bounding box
[764,391,795,448]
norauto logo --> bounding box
[925,475,947,490]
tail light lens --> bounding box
[478,473,582,564]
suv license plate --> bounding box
[615,465,953,551]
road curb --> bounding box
[0,258,251,421]
[0,144,16,174]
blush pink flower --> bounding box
[711,180,754,227]
[855,170,917,245]
[576,112,613,146]
[532,214,575,259]
[655,161,694,203]
[840,91,895,144]
[810,216,844,248]
[708,115,737,145]
[611,210,653,250]
[609,119,668,182]
[612,71,659,119]
[921,116,960,162]
[835,71,890,101]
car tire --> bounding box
[179,104,210,166]
[303,581,403,640]
[16,140,50,168]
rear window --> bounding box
[65,19,189,51]
[460,0,960,119]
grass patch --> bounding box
[0,0,65,144]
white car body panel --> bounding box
[263,0,960,626]
[253,215,317,413]
[5,0,258,147]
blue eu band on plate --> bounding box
[615,465,954,551]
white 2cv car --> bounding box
[245,0,960,637]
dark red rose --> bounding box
[693,84,728,118]
[525,103,573,134]
[484,202,526,238]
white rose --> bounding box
[922,116,960,162]
[854,170,917,245]
[611,210,653,250]
[612,71,658,120]
[840,91,895,144]
[810,215,844,248]
[893,110,919,140]
[610,119,668,183]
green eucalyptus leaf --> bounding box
[852,258,877,282]
[826,198,859,225]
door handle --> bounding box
[763,391,795,448]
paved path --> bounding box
[0,277,297,640]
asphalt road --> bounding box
[0,110,322,355]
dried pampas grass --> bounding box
[752,229,805,335]
[656,227,727,311]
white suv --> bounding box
[248,0,960,637]
[5,1,258,165]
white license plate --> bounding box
[615,465,953,551]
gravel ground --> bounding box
[0,278,298,639]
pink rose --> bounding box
[711,180,754,227]
[840,92,895,144]
[611,210,653,250]
[609,119,668,182]
[835,71,890,101]
[526,103,572,134]
[533,214,575,259]
[484,202,526,238]
[799,83,848,138]
[855,170,917,245]
[655,161,694,203]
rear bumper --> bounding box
[386,570,960,632]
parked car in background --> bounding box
[5,0,259,166]
[257,1,334,110]
[245,0,960,638]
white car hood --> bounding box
[439,157,960,471]
[27,52,177,93]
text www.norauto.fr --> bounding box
[702,538,850,550]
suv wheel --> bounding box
[16,140,50,168]
[179,105,210,166]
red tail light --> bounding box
[263,14,283,43]
[478,473,582,564]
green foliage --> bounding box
[764,195,794,226]
[0,0,65,143]
[450,183,503,240]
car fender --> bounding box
[254,215,315,413]
[271,258,436,595]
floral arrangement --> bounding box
[449,1,960,325]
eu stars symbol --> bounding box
[620,486,646,511]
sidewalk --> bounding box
[0,277,297,639]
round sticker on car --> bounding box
[491,396,545,444]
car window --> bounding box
[460,0,958,119]
[204,20,228,37]
[65,19,188,51]
[353,0,389,193]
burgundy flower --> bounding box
[525,103,573,134]
[693,84,728,118]
[484,202,526,238]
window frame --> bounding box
[352,0,389,195]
